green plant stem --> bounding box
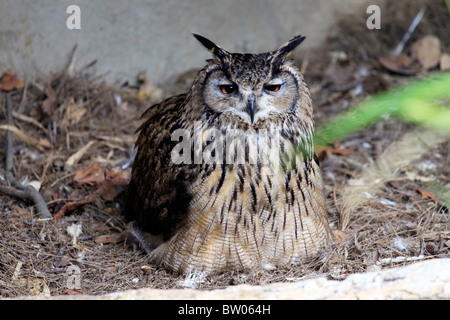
[314,72,450,147]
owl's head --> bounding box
[193,34,308,126]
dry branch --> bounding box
[0,93,52,219]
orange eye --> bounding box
[264,84,281,92]
[220,84,237,94]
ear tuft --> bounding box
[193,34,232,70]
[193,34,218,53]
[278,35,306,57]
[272,35,306,67]
[193,34,229,59]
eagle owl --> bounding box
[125,34,332,274]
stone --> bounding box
[11,258,449,300]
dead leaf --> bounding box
[378,54,421,75]
[53,199,89,222]
[65,141,95,167]
[315,143,351,158]
[53,255,71,268]
[333,230,350,243]
[73,164,105,186]
[416,189,437,202]
[91,171,129,201]
[95,183,117,201]
[440,53,450,71]
[42,85,57,115]
[94,234,124,244]
[0,70,25,91]
[411,35,441,71]
[93,224,111,233]
[105,170,130,186]
[38,138,52,149]
[62,99,87,128]
[331,147,351,156]
[62,289,85,295]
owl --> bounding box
[125,34,332,274]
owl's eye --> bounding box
[264,84,282,92]
[219,84,237,94]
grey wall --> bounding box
[0,0,365,86]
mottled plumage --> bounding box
[125,34,332,274]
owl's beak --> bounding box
[246,96,256,124]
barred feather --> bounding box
[125,35,332,274]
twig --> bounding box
[392,7,426,58]
[13,111,48,136]
[0,93,52,219]
[5,94,21,189]
[17,80,29,114]
[378,255,427,265]
[61,44,78,77]
[0,184,34,200]
[5,94,14,173]
[0,124,45,151]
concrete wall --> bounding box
[0,0,365,86]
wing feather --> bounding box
[125,93,194,239]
